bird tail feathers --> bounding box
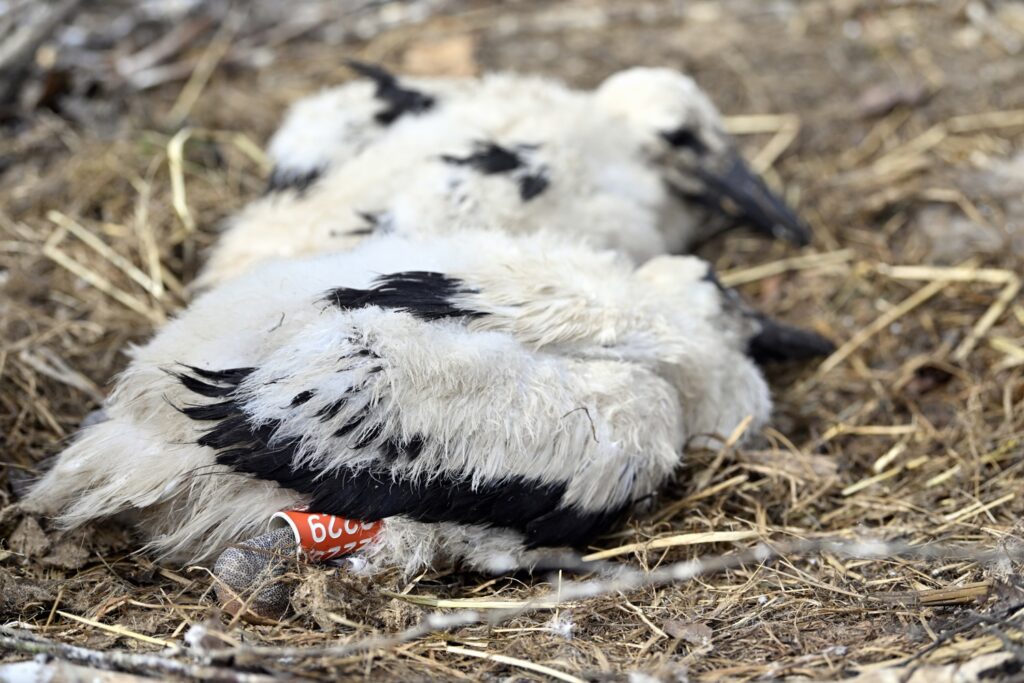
[23,418,296,563]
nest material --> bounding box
[2,0,1024,680]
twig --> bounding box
[165,16,238,127]
[43,227,164,323]
[0,0,81,104]
[898,601,1024,682]
[868,581,991,607]
[953,276,1021,362]
[0,628,276,683]
[55,610,174,648]
[199,537,1024,664]
[445,645,585,683]
[718,249,854,287]
[750,114,801,173]
[167,128,198,234]
[47,211,165,301]
[817,277,952,375]
[580,530,759,562]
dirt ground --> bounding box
[2,0,1024,680]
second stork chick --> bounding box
[197,63,811,289]
[28,230,831,576]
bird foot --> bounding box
[213,527,298,621]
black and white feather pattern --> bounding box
[175,359,624,550]
[198,65,807,290]
[28,231,790,575]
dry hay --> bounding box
[2,0,1024,680]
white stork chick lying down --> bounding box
[195,63,811,290]
[28,231,832,575]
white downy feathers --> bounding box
[28,231,775,576]
[196,65,809,290]
[27,63,830,577]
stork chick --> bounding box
[28,230,831,576]
[196,64,810,289]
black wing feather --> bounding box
[324,271,482,321]
[346,59,436,125]
[174,356,622,549]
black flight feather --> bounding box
[346,59,436,125]
[442,142,524,174]
[176,362,625,548]
[324,271,482,321]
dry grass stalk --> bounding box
[445,645,585,683]
[54,611,174,648]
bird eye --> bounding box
[660,126,707,153]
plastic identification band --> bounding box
[270,510,382,562]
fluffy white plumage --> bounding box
[28,230,777,576]
[196,65,809,290]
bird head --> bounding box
[635,254,835,365]
[594,67,811,247]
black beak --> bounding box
[747,314,834,365]
[695,151,811,247]
[703,264,833,365]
